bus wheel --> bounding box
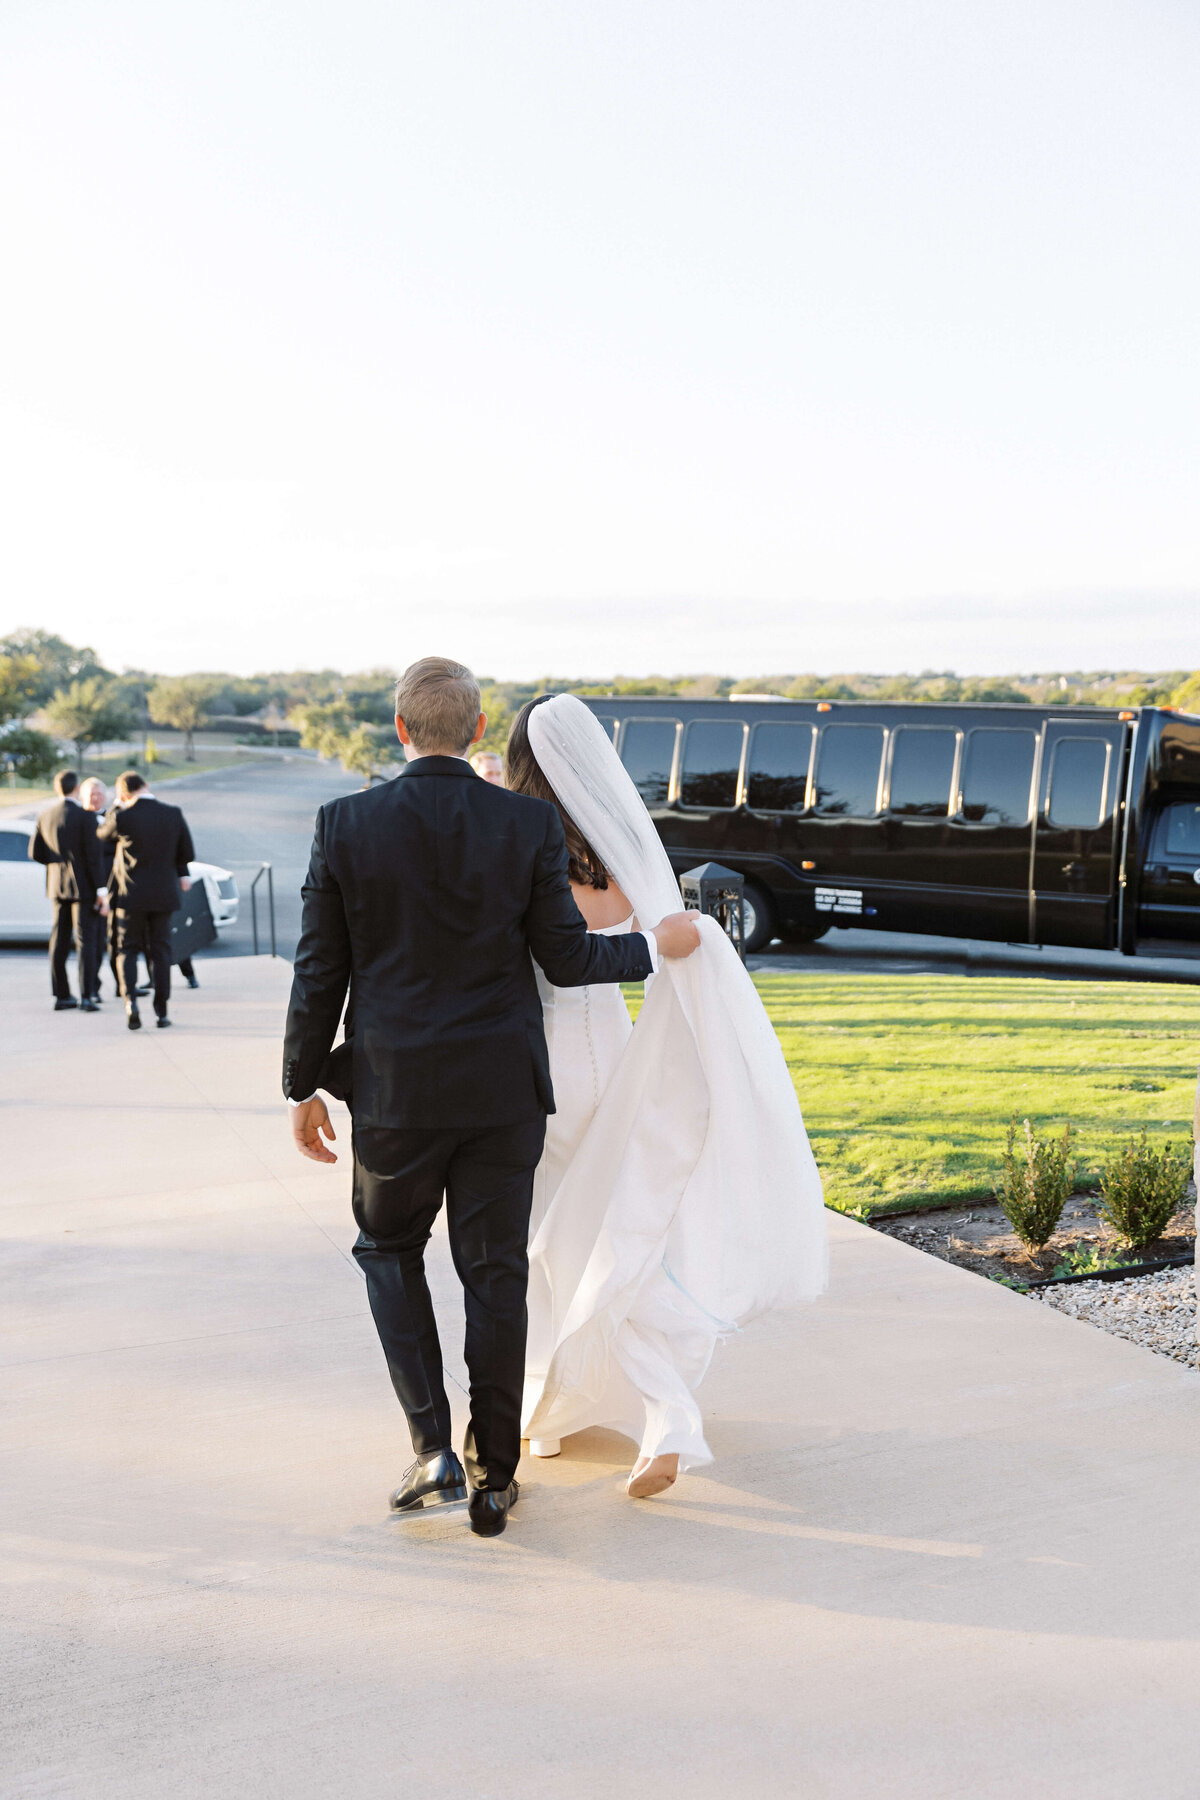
[740,883,777,953]
[781,920,830,944]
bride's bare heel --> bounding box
[626,1454,679,1499]
[530,1438,561,1458]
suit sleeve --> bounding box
[176,812,196,875]
[28,822,53,866]
[282,807,353,1100]
[525,806,654,989]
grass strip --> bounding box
[629,971,1200,1217]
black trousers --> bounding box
[114,909,172,1017]
[83,907,110,998]
[49,897,97,1001]
[351,1116,546,1491]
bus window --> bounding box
[1162,801,1200,857]
[1047,738,1111,829]
[679,721,745,810]
[619,720,677,807]
[960,729,1036,825]
[813,725,885,817]
[746,723,815,812]
[888,728,957,817]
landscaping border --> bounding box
[1025,1251,1195,1290]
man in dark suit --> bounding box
[29,770,104,1012]
[283,657,699,1537]
[98,771,196,1031]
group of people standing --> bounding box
[30,769,198,1030]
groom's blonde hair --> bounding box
[394,656,481,754]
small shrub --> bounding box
[1096,1131,1190,1251]
[1050,1243,1134,1280]
[997,1116,1074,1252]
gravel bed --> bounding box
[1033,1265,1198,1370]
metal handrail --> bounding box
[249,862,276,956]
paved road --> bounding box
[749,923,1200,984]
[158,757,361,960]
[6,755,1199,983]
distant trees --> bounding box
[0,628,107,704]
[958,679,1031,704]
[474,685,515,756]
[293,701,351,762]
[338,724,388,786]
[294,703,391,786]
[0,723,58,784]
[44,677,135,769]
[0,651,42,725]
[0,630,122,783]
[5,623,1200,776]
[147,676,219,761]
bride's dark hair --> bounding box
[505,696,609,889]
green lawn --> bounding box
[631,972,1200,1217]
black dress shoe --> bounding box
[468,1480,520,1538]
[80,998,100,1013]
[126,1003,142,1031]
[389,1449,469,1515]
[54,997,78,1011]
[184,973,199,989]
[135,984,151,997]
[156,1015,172,1029]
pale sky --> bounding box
[1,0,1197,679]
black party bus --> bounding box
[578,696,1200,958]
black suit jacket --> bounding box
[282,757,655,1129]
[97,796,195,914]
[29,799,104,903]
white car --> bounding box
[0,815,239,941]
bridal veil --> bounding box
[522,695,828,1448]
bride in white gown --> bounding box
[506,694,829,1498]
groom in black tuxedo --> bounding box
[283,657,699,1536]
[98,771,196,1030]
[29,769,104,1011]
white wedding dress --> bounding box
[520,696,829,1471]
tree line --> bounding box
[0,629,404,783]
[2,625,1198,788]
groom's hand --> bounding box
[653,910,702,959]
[290,1095,338,1163]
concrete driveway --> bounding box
[2,952,1199,1797]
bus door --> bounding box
[1137,799,1200,945]
[799,722,889,925]
[935,724,1041,943]
[1032,720,1126,948]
